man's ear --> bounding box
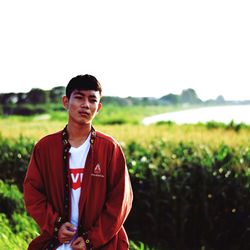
[97,102,102,113]
[62,96,69,110]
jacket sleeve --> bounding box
[87,143,133,248]
[23,144,60,237]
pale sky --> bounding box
[0,0,250,101]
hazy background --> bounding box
[0,0,250,101]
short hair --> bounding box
[66,74,102,99]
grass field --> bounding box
[1,115,250,148]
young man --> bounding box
[23,74,133,250]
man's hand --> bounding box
[71,236,87,250]
[58,222,77,244]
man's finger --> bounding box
[71,237,86,249]
[65,222,77,232]
[58,222,77,243]
[72,237,82,245]
[63,229,76,237]
[62,222,77,237]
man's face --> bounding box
[63,89,102,125]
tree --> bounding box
[26,88,48,104]
[49,86,65,103]
[180,88,201,104]
[160,93,180,105]
[16,93,28,104]
[0,93,18,105]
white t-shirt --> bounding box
[57,134,90,250]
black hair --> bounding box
[66,74,102,99]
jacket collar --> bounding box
[62,125,96,147]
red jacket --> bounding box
[23,128,133,250]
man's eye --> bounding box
[90,99,97,102]
[75,96,82,99]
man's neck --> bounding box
[67,123,91,148]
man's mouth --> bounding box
[79,111,90,116]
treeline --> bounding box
[0,87,65,105]
[0,87,203,106]
[1,87,250,116]
[0,87,227,106]
[0,87,66,116]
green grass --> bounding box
[1,117,250,148]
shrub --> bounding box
[0,212,39,250]
[1,137,250,249]
[124,141,250,250]
[0,181,39,250]
[0,181,24,217]
[0,137,34,190]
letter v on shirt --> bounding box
[57,134,90,250]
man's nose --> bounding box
[80,100,89,108]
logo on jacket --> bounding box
[91,163,104,178]
[94,163,101,174]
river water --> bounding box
[142,105,250,125]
